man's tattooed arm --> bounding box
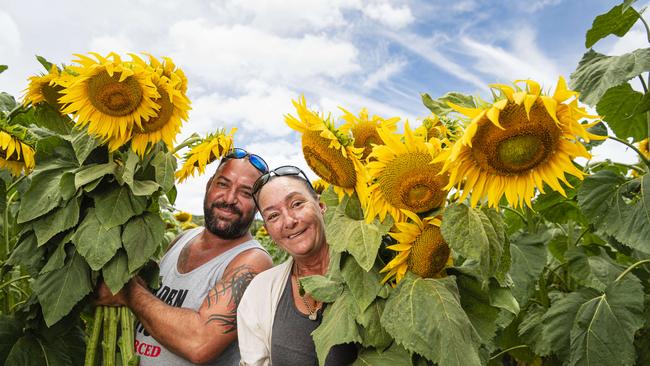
[205,265,257,333]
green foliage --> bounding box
[585,2,640,48]
[93,185,148,229]
[0,65,7,74]
[570,48,650,106]
[421,92,476,116]
[312,289,362,366]
[441,204,510,286]
[322,189,393,271]
[122,213,165,273]
[352,343,412,366]
[508,230,549,303]
[381,274,482,366]
[596,83,648,141]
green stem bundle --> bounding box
[85,306,138,366]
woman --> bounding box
[237,166,357,365]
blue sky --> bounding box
[0,0,645,214]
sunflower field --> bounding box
[292,2,650,365]
[0,52,235,364]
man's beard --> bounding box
[203,200,253,239]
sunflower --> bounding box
[639,139,649,159]
[255,226,269,238]
[175,129,236,183]
[438,77,605,209]
[339,107,399,160]
[365,122,449,223]
[129,55,190,156]
[285,96,367,201]
[0,130,35,176]
[59,52,161,150]
[414,114,453,144]
[23,65,73,108]
[174,211,192,222]
[380,211,452,284]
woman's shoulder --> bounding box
[247,259,293,292]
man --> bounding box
[97,149,274,365]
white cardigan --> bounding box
[237,258,293,366]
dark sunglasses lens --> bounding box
[249,154,269,173]
[230,148,247,158]
[275,166,301,176]
[253,174,270,195]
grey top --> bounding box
[270,274,357,366]
[135,227,266,366]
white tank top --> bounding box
[134,227,266,365]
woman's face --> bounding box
[257,177,327,259]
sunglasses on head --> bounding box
[219,148,269,174]
[252,165,314,204]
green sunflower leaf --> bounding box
[441,204,508,287]
[585,2,640,48]
[508,230,549,304]
[312,289,362,366]
[151,151,178,192]
[322,190,393,271]
[352,343,412,366]
[566,247,625,292]
[33,249,92,327]
[421,92,476,117]
[36,55,53,72]
[71,209,122,270]
[17,169,69,223]
[299,275,344,303]
[5,334,74,366]
[6,233,45,276]
[570,48,650,106]
[456,273,500,345]
[380,274,482,366]
[40,242,68,274]
[0,65,7,74]
[93,185,148,229]
[596,83,648,141]
[69,127,101,164]
[102,250,131,294]
[0,92,16,114]
[33,104,74,135]
[32,197,80,246]
[341,257,383,312]
[569,276,645,366]
[356,298,392,349]
[122,212,165,273]
[578,171,650,253]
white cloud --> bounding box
[168,20,361,89]
[606,29,647,56]
[184,81,296,140]
[460,26,560,86]
[89,35,136,56]
[519,0,563,13]
[0,11,21,55]
[362,59,406,89]
[362,1,414,29]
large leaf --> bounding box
[509,230,549,303]
[342,257,382,312]
[33,249,92,327]
[585,2,640,48]
[103,250,131,294]
[421,92,476,116]
[570,48,650,106]
[33,197,80,246]
[356,298,392,349]
[456,273,500,345]
[569,276,645,366]
[151,151,177,192]
[0,65,7,74]
[596,83,648,141]
[7,233,45,276]
[17,169,68,223]
[122,212,165,272]
[380,275,482,366]
[312,289,362,366]
[5,335,73,366]
[517,303,549,356]
[40,242,68,274]
[322,190,392,271]
[33,103,74,135]
[69,127,101,164]
[74,162,117,189]
[539,289,599,360]
[93,185,148,229]
[0,92,16,114]
[299,275,344,303]
[0,315,22,364]
[353,343,412,366]
[441,204,508,286]
[72,209,122,270]
[566,247,625,291]
[578,171,650,253]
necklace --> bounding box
[293,264,320,321]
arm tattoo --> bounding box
[205,265,257,333]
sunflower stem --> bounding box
[640,75,649,94]
[6,175,26,193]
[0,275,30,291]
[172,134,201,154]
[615,259,650,282]
[4,191,18,256]
[85,306,103,366]
[636,8,650,44]
[608,135,650,169]
[501,206,527,225]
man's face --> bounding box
[203,159,262,239]
[257,176,326,259]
